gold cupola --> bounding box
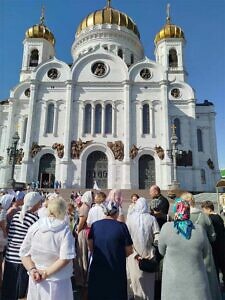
[76,0,140,39]
[25,8,55,45]
[154,4,184,44]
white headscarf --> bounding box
[126,197,159,255]
[19,192,42,223]
[0,194,15,211]
[81,191,93,207]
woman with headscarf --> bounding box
[75,190,93,299]
[1,191,42,300]
[20,195,75,300]
[159,198,222,300]
[106,189,125,222]
[88,201,133,300]
[0,194,15,287]
[180,193,221,300]
[126,197,160,300]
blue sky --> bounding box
[0,0,224,169]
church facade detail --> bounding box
[0,3,220,191]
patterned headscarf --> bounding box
[173,198,194,240]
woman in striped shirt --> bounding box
[1,191,42,300]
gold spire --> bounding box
[40,6,45,25]
[166,3,171,24]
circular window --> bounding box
[47,68,59,80]
[171,88,181,98]
[91,62,107,77]
[140,68,151,80]
[24,88,30,97]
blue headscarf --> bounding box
[173,198,194,240]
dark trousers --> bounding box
[1,261,28,300]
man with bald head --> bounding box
[149,185,170,229]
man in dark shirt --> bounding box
[149,185,170,229]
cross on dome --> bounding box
[40,6,45,25]
[166,3,171,24]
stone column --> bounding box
[60,81,73,187]
[1,99,16,185]
[159,81,172,190]
[91,104,95,136]
[81,104,85,137]
[122,82,131,189]
[21,81,39,183]
[139,103,143,136]
[53,101,59,137]
[102,103,105,136]
[112,103,116,137]
[150,104,155,137]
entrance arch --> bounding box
[139,155,155,189]
[38,153,56,188]
[86,151,108,189]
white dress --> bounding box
[20,217,75,300]
[86,204,105,226]
[126,198,160,300]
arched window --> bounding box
[105,104,112,134]
[197,129,203,151]
[169,49,178,67]
[46,103,54,133]
[84,104,92,134]
[95,104,102,134]
[22,117,28,143]
[29,49,39,67]
[201,169,206,184]
[130,54,134,65]
[143,104,150,134]
[118,48,123,59]
[174,118,181,144]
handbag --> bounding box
[134,243,159,273]
[138,256,158,273]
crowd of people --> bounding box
[0,185,224,300]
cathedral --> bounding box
[0,2,220,191]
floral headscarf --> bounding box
[173,198,194,240]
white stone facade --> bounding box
[0,8,220,191]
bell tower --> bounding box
[154,4,187,81]
[20,7,55,81]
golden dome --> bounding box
[154,23,184,44]
[154,4,184,44]
[76,2,140,39]
[25,8,55,45]
[26,24,55,45]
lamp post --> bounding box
[7,131,20,188]
[167,124,183,190]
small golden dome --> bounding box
[154,4,184,44]
[25,24,55,45]
[76,3,140,39]
[154,23,184,44]
[25,7,55,45]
